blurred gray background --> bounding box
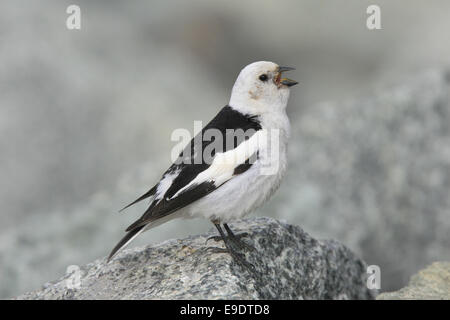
[1,0,450,298]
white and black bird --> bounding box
[108,61,297,266]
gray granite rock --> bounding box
[377,262,450,300]
[16,217,376,300]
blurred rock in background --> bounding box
[377,261,450,300]
[377,262,450,299]
[1,0,450,298]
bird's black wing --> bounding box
[125,105,261,231]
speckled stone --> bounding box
[377,262,450,300]
[16,217,376,300]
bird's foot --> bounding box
[206,223,256,273]
[205,232,254,251]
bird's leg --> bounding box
[206,223,255,271]
[205,218,228,243]
[223,223,254,251]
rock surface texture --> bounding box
[377,262,450,300]
[17,218,376,300]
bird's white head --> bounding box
[229,61,297,116]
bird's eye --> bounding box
[259,74,268,82]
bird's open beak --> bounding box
[276,66,298,87]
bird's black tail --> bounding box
[107,225,146,262]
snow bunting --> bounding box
[108,61,297,265]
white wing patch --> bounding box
[169,130,265,200]
[155,169,181,200]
